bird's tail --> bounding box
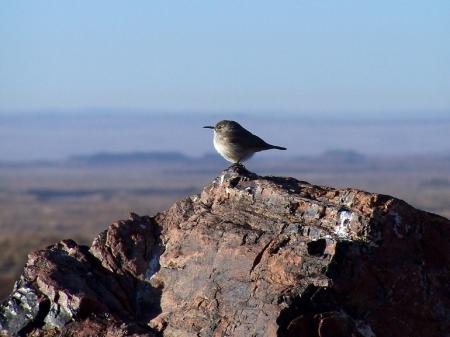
[268,145,287,150]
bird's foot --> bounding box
[227,163,250,176]
[229,162,245,169]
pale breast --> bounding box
[213,132,254,163]
[213,133,238,163]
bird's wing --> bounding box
[227,128,270,149]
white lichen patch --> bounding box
[335,210,354,239]
[145,253,161,280]
[9,286,39,317]
[44,302,73,328]
[341,191,356,207]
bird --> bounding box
[203,120,286,164]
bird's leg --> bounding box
[232,162,247,171]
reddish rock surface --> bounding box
[1,165,449,336]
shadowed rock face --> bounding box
[1,165,449,337]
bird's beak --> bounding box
[203,126,214,129]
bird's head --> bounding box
[203,120,242,134]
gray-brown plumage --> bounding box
[203,120,286,163]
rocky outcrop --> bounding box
[1,165,449,337]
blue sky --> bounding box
[0,0,449,117]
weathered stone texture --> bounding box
[1,165,449,337]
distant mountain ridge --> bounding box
[1,150,450,174]
[69,151,191,164]
[2,114,450,161]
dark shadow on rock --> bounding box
[276,200,450,337]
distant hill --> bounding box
[69,151,191,165]
[320,149,367,164]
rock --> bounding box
[1,165,449,337]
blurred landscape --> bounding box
[1,113,450,299]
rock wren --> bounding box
[203,120,286,164]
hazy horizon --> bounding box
[1,113,449,162]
